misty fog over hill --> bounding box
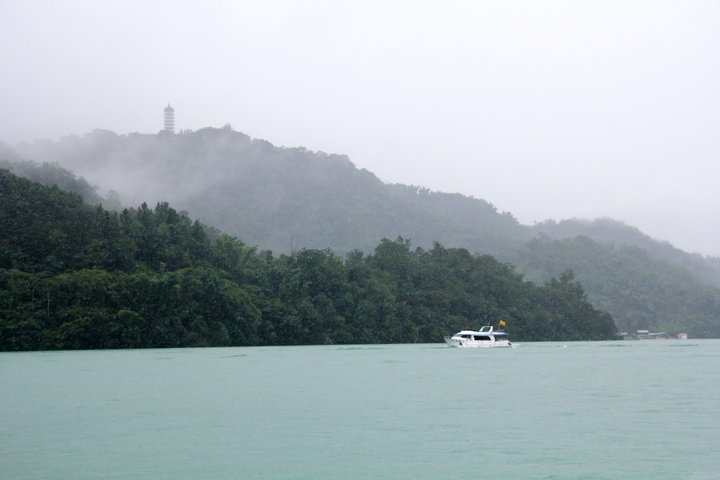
[4,127,720,336]
[14,128,528,255]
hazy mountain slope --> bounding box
[505,236,720,337]
[16,128,529,255]
[0,144,109,207]
[10,128,720,337]
[533,218,720,288]
[0,170,618,349]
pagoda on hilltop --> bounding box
[163,104,175,134]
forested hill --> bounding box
[0,155,120,210]
[7,129,720,337]
[532,218,720,288]
[14,130,719,279]
[505,236,720,338]
[0,170,617,350]
[14,129,528,255]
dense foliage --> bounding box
[532,218,720,288]
[508,236,720,338]
[0,153,120,209]
[9,129,720,337]
[0,171,616,350]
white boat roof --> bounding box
[454,326,508,335]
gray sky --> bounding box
[2,0,719,256]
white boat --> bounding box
[444,325,512,348]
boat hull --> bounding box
[444,336,511,348]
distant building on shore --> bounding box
[621,329,676,340]
[163,104,175,134]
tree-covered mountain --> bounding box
[0,148,100,208]
[14,128,529,255]
[7,128,720,337]
[506,236,720,338]
[531,218,720,288]
[0,169,617,350]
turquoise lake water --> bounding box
[1,340,719,480]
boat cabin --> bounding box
[444,325,511,348]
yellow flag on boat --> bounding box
[499,321,506,327]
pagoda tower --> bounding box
[163,104,175,133]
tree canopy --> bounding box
[7,129,720,337]
[0,170,617,350]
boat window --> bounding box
[460,334,471,339]
[473,336,491,341]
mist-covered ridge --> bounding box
[0,170,618,349]
[4,128,720,337]
[531,217,720,288]
[13,128,527,255]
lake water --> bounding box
[1,340,719,480]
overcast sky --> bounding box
[1,0,719,256]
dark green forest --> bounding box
[0,170,616,350]
[510,236,720,338]
[7,129,720,337]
